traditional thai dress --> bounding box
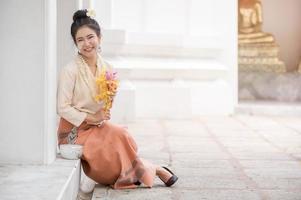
[57,54,155,189]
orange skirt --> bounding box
[57,118,155,189]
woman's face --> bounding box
[75,26,100,59]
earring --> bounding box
[98,46,102,53]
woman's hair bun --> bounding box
[73,9,88,22]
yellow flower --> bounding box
[95,69,119,112]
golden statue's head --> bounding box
[239,0,261,8]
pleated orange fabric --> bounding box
[57,118,156,189]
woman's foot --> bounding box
[156,166,178,187]
[80,171,96,193]
[156,166,171,182]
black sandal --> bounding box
[160,166,178,187]
[134,181,141,186]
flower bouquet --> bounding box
[95,68,119,113]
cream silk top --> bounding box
[57,54,111,127]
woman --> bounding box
[57,9,178,191]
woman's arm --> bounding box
[57,64,111,127]
[57,66,87,127]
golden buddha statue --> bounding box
[238,0,274,44]
[238,0,286,72]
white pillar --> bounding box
[217,0,238,111]
[44,0,57,164]
[94,0,113,29]
[0,0,56,164]
[81,0,93,9]
[77,0,83,9]
[88,0,94,9]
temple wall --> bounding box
[262,0,301,71]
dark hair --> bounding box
[71,9,101,44]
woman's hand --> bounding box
[85,109,111,125]
[95,109,111,121]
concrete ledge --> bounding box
[239,72,301,102]
[105,56,228,81]
[236,101,301,117]
[0,157,80,200]
[56,158,81,200]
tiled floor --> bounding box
[92,115,301,200]
[1,115,300,200]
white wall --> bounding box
[0,0,56,164]
[217,0,238,108]
[0,0,44,164]
[262,0,301,71]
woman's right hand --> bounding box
[94,109,111,121]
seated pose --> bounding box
[57,9,178,190]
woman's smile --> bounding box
[83,47,94,53]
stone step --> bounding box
[239,45,280,57]
[239,57,284,65]
[106,56,228,81]
[236,101,301,117]
[239,71,301,101]
[0,158,81,200]
[104,56,234,118]
[238,64,286,73]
